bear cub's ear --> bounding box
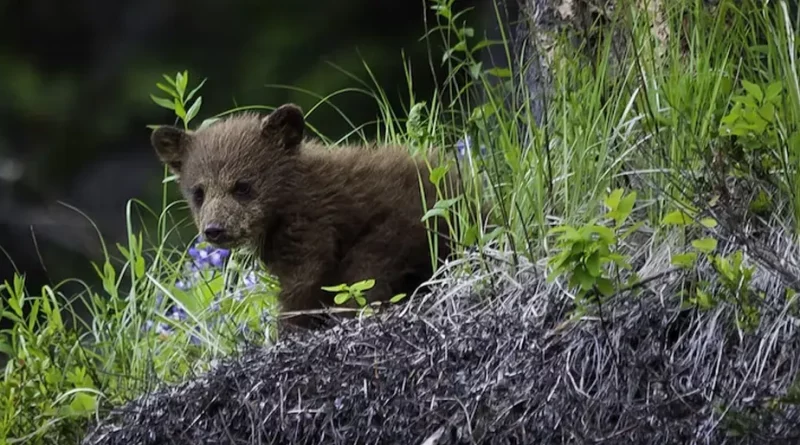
[260,103,305,149]
[151,125,189,175]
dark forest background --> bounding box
[0,0,519,296]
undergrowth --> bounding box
[1,0,800,442]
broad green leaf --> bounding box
[700,217,718,228]
[351,279,375,291]
[596,277,615,296]
[585,251,602,277]
[692,237,718,254]
[585,225,616,244]
[765,81,783,102]
[69,393,97,415]
[671,252,698,269]
[333,293,350,305]
[429,165,448,185]
[662,210,693,226]
[741,80,763,103]
[604,188,624,211]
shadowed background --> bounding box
[0,0,522,296]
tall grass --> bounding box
[1,0,799,442]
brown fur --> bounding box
[150,104,461,330]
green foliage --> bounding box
[546,189,640,303]
[150,71,207,131]
[323,279,408,318]
[663,207,764,332]
[719,79,785,172]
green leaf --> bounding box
[469,62,483,80]
[150,95,176,110]
[584,225,616,245]
[596,277,615,296]
[758,102,776,122]
[699,217,718,228]
[68,393,97,415]
[432,3,452,19]
[462,225,479,247]
[662,210,693,225]
[6,294,22,317]
[421,207,447,222]
[692,237,718,254]
[389,293,407,303]
[671,252,698,269]
[429,165,448,185]
[162,73,177,87]
[351,279,375,292]
[481,226,504,244]
[585,251,602,277]
[486,67,512,78]
[741,80,763,103]
[134,255,146,279]
[175,71,189,97]
[185,97,202,124]
[185,78,208,103]
[618,191,637,221]
[321,284,349,292]
[333,293,350,305]
[156,82,178,98]
[604,188,624,211]
[434,197,461,210]
[764,81,783,102]
[573,267,595,291]
[174,99,187,120]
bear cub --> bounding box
[150,104,458,329]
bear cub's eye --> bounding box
[191,186,205,207]
[231,180,253,199]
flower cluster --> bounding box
[144,237,269,344]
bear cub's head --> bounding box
[150,103,306,250]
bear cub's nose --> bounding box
[203,224,228,243]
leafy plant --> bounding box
[150,71,207,131]
[323,279,408,318]
[546,189,640,302]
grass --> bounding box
[2,0,800,442]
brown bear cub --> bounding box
[150,104,460,330]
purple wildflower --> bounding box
[189,325,203,345]
[167,306,188,322]
[243,271,259,289]
[455,136,488,159]
[155,322,172,338]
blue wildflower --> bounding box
[455,136,488,159]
